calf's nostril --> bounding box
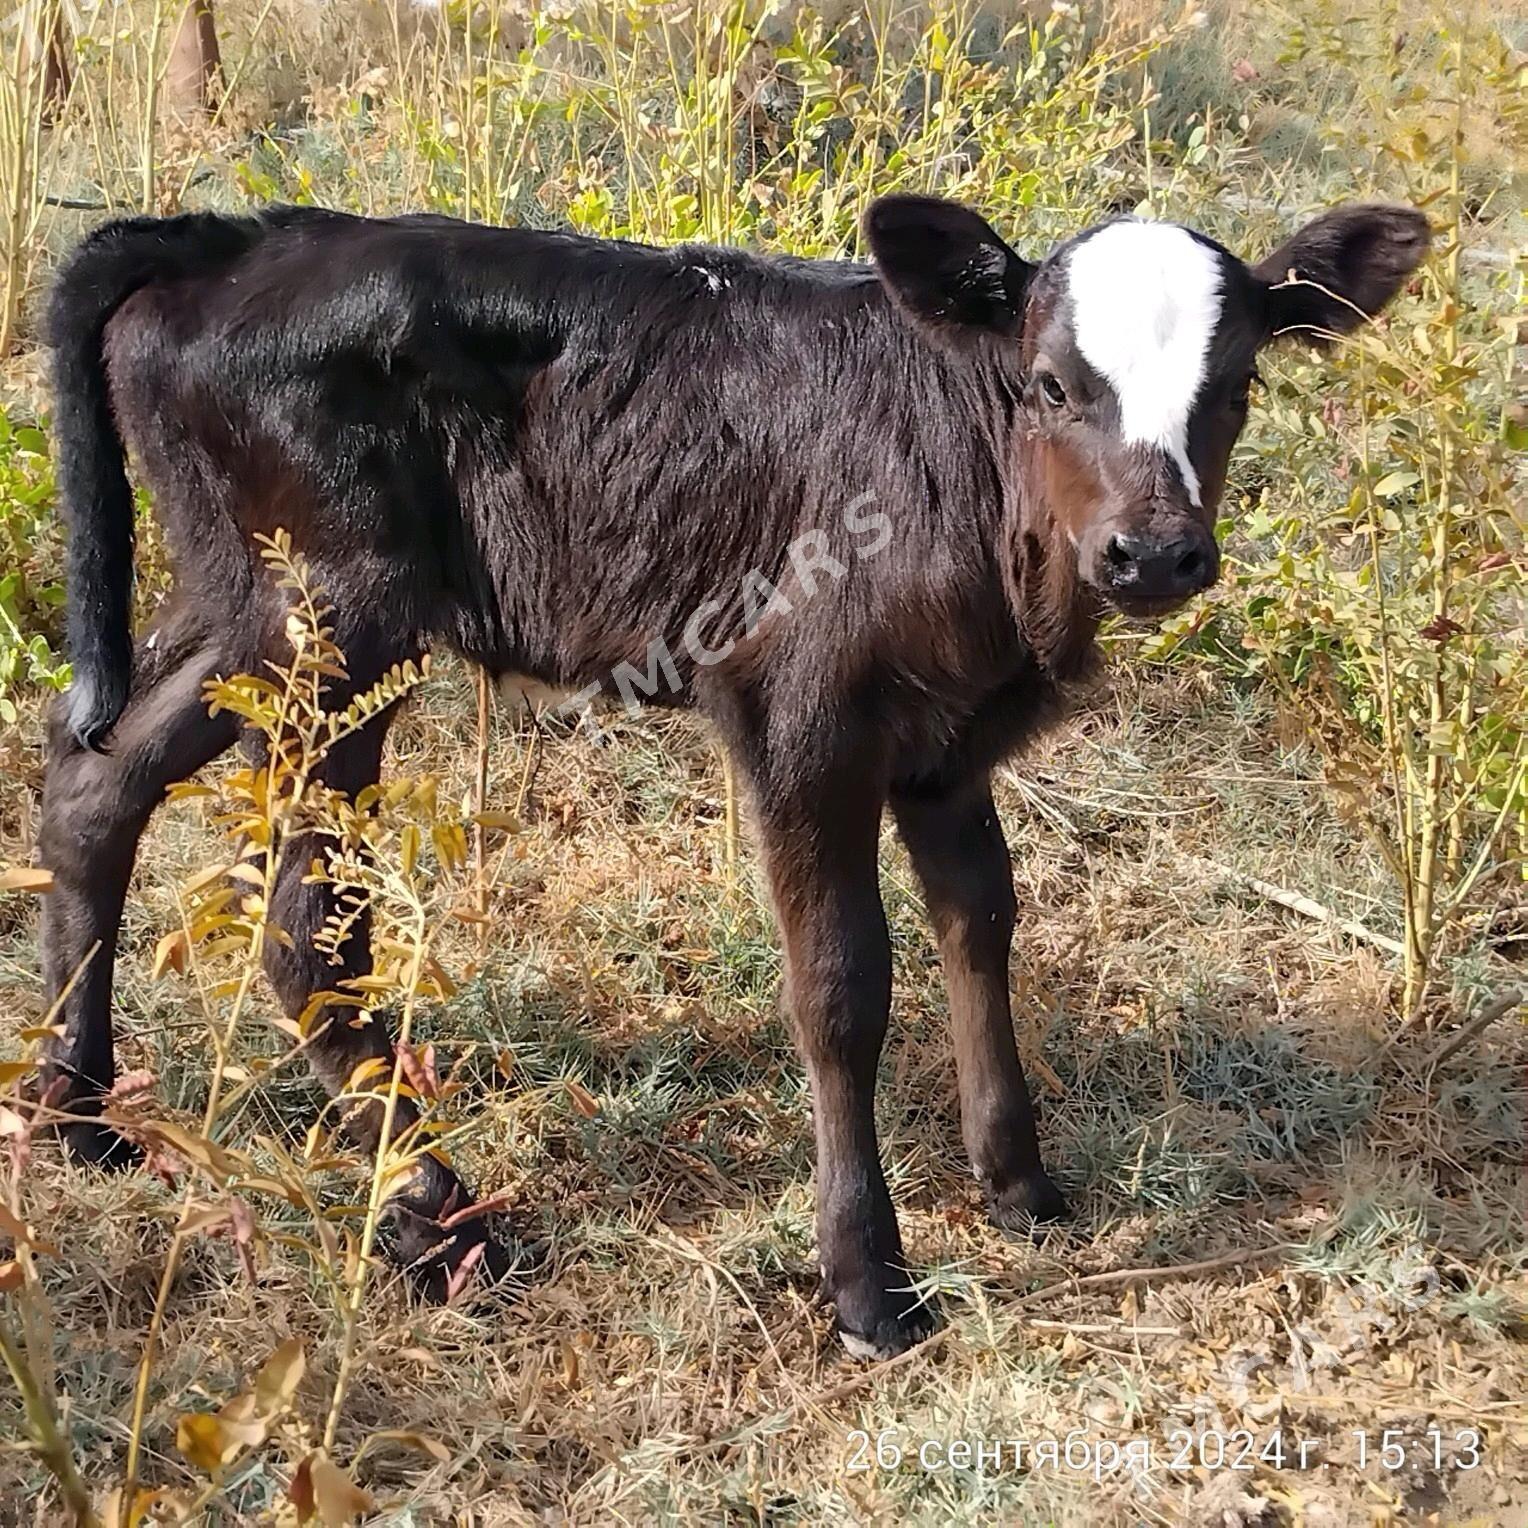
[1106,535,1133,568]
[1175,547,1204,580]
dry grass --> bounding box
[3,662,1524,1524]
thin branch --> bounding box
[1186,856,1404,957]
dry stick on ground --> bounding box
[1185,855,1405,957]
[1420,987,1525,1074]
[1383,982,1526,1060]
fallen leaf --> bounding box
[151,929,191,980]
[564,1078,599,1118]
[360,1429,451,1463]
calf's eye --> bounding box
[1040,373,1067,409]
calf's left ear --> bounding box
[1252,203,1430,344]
[865,194,1035,339]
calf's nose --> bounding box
[1104,528,1216,599]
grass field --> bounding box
[1,1,1525,1523]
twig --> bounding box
[1188,856,1404,956]
[1022,1319,1184,1336]
[0,1313,98,1526]
[473,666,491,957]
[1421,987,1524,1074]
[720,746,739,885]
[1005,1242,1291,1310]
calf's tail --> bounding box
[47,212,257,749]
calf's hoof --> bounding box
[57,1116,142,1172]
[390,1200,537,1304]
[986,1170,1070,1236]
[825,1270,938,1361]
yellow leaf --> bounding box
[100,1486,172,1528]
[148,1123,243,1182]
[472,810,521,832]
[176,1412,228,1473]
[0,1060,33,1088]
[151,930,191,980]
[359,1429,450,1463]
[236,1174,304,1206]
[309,1454,374,1526]
[0,867,53,894]
[182,863,233,897]
[165,782,219,801]
[177,1203,231,1236]
[343,974,397,994]
[254,1338,306,1418]
[423,957,457,999]
[344,1057,390,1093]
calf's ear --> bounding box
[1252,203,1430,345]
[865,195,1034,338]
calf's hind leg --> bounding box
[39,601,248,1164]
[259,680,511,1297]
[892,778,1068,1230]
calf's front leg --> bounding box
[755,777,933,1358]
[892,779,1067,1230]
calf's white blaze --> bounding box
[1065,220,1224,506]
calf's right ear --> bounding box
[865,195,1034,339]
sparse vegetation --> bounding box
[0,1,1524,1523]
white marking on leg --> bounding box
[1065,221,1223,506]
